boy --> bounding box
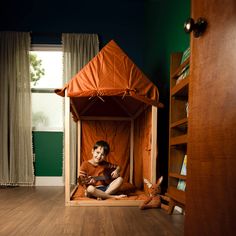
[79,140,126,199]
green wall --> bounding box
[145,0,190,190]
[33,131,63,176]
[145,0,190,77]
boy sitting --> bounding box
[79,140,126,200]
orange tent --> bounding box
[56,40,161,206]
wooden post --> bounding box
[64,90,71,205]
[77,120,81,178]
[151,106,157,183]
[129,120,134,184]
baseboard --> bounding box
[35,176,64,186]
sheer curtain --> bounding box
[62,33,99,184]
[0,32,34,185]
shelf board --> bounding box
[171,58,190,79]
[171,117,188,129]
[166,186,186,204]
[170,134,188,145]
[171,76,189,97]
[169,172,187,180]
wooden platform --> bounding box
[69,186,148,206]
[68,199,144,207]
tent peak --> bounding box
[55,40,160,118]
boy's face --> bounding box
[92,146,106,164]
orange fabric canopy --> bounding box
[56,40,158,190]
[55,40,160,120]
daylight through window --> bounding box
[30,46,63,131]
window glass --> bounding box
[30,48,63,131]
[32,93,63,131]
[30,51,63,89]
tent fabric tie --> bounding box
[88,91,105,102]
[122,88,136,99]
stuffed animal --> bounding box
[139,176,171,212]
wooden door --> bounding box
[186,0,236,235]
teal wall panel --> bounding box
[33,131,63,176]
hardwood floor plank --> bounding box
[0,187,184,236]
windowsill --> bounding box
[32,128,63,132]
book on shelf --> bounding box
[177,154,187,191]
[180,154,187,176]
[177,180,186,191]
[181,47,190,64]
[176,65,189,85]
[186,102,189,117]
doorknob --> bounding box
[184,17,207,38]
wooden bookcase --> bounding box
[166,52,190,212]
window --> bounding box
[30,45,63,131]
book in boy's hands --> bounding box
[180,154,187,176]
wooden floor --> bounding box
[0,186,184,236]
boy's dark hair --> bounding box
[93,140,110,155]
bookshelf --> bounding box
[166,51,190,212]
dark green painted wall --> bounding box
[1,0,190,179]
[145,0,190,191]
[0,0,146,69]
[33,132,63,176]
[145,0,190,77]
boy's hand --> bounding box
[87,177,96,185]
[79,176,96,185]
[111,169,120,179]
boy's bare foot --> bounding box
[113,194,127,199]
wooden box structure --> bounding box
[56,40,161,206]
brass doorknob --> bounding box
[184,17,207,38]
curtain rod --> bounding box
[31,32,97,36]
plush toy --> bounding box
[139,176,171,212]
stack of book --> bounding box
[176,66,189,85]
[181,47,190,64]
[176,47,190,85]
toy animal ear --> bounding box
[156,176,163,187]
[144,178,152,188]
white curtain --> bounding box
[0,32,34,185]
[62,33,99,184]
